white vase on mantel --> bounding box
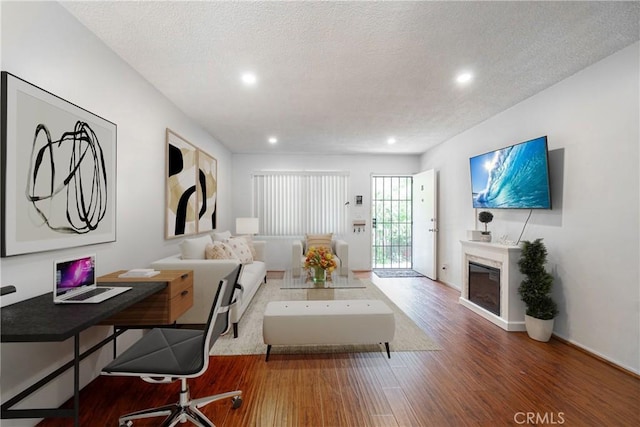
[524,315,554,342]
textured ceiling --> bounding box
[62,1,640,155]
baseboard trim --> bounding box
[552,334,640,379]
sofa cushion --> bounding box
[205,242,234,260]
[236,235,257,258]
[226,237,253,263]
[179,235,213,260]
[305,233,333,254]
[236,261,262,289]
[212,230,232,242]
[220,242,240,260]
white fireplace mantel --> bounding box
[460,241,526,331]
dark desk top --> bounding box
[1,282,165,343]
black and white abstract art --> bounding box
[165,128,217,239]
[197,149,217,233]
[1,72,116,256]
[166,129,197,239]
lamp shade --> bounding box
[236,217,259,235]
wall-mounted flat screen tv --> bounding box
[469,136,551,209]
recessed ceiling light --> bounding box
[268,137,277,144]
[241,72,257,86]
[456,72,473,85]
[387,137,397,145]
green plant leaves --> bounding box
[518,238,559,320]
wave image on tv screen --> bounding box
[470,136,551,209]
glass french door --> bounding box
[371,175,413,269]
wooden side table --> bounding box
[98,270,193,326]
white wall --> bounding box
[0,3,232,425]
[420,43,640,374]
[231,153,421,271]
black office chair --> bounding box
[102,265,243,427]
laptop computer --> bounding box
[54,254,131,304]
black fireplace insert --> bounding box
[468,261,500,316]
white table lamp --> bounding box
[236,217,259,235]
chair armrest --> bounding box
[292,240,303,277]
[335,240,349,276]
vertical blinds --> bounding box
[252,171,349,236]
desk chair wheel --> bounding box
[232,395,243,409]
[119,421,133,427]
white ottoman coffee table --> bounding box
[262,299,395,361]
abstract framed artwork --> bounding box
[197,149,217,233]
[1,72,117,257]
[165,129,218,239]
[166,129,198,239]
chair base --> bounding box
[118,378,242,427]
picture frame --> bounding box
[165,128,218,239]
[197,149,217,233]
[166,129,198,239]
[1,72,117,257]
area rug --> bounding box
[373,269,425,278]
[210,278,441,356]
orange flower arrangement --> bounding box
[304,246,336,273]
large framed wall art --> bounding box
[165,129,217,239]
[197,149,217,233]
[1,72,117,257]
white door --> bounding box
[412,169,437,279]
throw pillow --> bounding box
[179,235,213,260]
[220,242,240,260]
[205,242,234,260]
[212,230,232,242]
[226,237,254,263]
[236,235,257,259]
[305,233,333,254]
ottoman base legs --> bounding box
[264,343,390,361]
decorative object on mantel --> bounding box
[165,128,217,239]
[304,246,336,284]
[478,211,494,242]
[1,72,117,257]
[517,238,558,342]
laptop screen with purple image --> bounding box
[55,254,96,297]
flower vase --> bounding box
[312,267,326,284]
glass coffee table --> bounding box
[281,270,365,299]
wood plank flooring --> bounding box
[37,273,639,426]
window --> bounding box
[252,171,349,236]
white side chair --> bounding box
[291,238,349,277]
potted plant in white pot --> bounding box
[517,238,558,342]
[478,211,493,242]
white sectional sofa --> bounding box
[151,235,266,338]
